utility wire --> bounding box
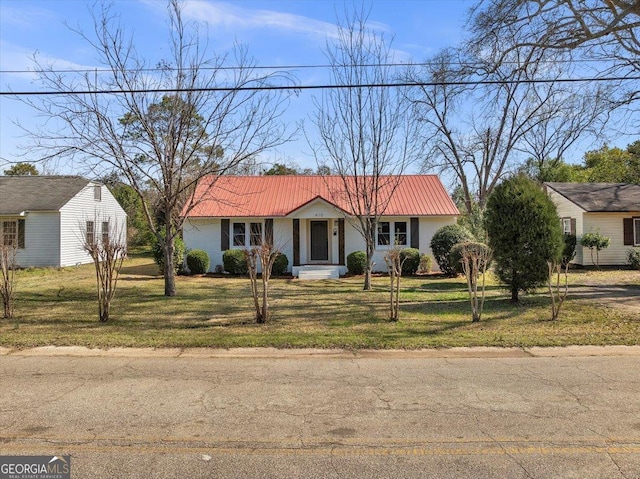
[0,75,637,96]
[0,58,604,75]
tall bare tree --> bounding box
[19,0,293,296]
[407,31,610,216]
[469,0,640,105]
[310,7,420,290]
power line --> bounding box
[1,76,637,96]
[0,58,607,75]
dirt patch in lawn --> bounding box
[569,270,640,315]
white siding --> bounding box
[59,183,127,267]
[184,213,458,273]
[419,216,457,271]
[547,188,587,265]
[5,213,61,268]
[183,218,221,271]
[583,212,640,266]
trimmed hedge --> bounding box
[628,248,640,270]
[429,224,473,276]
[272,253,289,276]
[223,249,248,275]
[347,251,367,275]
[399,248,420,275]
[186,249,210,274]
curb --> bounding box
[1,345,639,359]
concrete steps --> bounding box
[295,265,341,280]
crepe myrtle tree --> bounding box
[19,0,293,296]
[81,218,127,323]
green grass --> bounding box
[1,254,639,349]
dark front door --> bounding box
[310,221,329,261]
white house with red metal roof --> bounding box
[183,175,459,277]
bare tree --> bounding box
[19,0,293,296]
[384,246,407,322]
[82,219,127,322]
[310,6,420,290]
[245,242,282,323]
[547,259,570,321]
[407,37,610,216]
[454,242,492,323]
[469,1,640,109]
[0,242,18,320]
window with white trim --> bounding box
[394,222,407,246]
[562,218,572,235]
[231,221,264,247]
[377,222,390,246]
[94,185,102,201]
[635,218,640,246]
[2,221,17,247]
[377,221,407,246]
[102,221,110,244]
[233,223,246,246]
[86,221,95,245]
[250,222,262,246]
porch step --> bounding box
[295,265,341,280]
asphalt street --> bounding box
[1,347,639,478]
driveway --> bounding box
[1,347,639,478]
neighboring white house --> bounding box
[0,176,127,268]
[183,175,459,277]
[545,182,640,266]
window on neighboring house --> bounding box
[2,221,17,247]
[233,223,246,246]
[377,222,390,246]
[250,222,262,246]
[102,221,110,244]
[86,221,95,245]
[562,218,572,235]
[635,218,640,246]
[394,221,407,246]
[94,185,102,201]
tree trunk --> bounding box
[164,229,177,297]
[363,239,374,291]
[511,287,519,303]
[100,301,109,322]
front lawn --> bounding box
[1,254,639,349]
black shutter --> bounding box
[410,217,419,249]
[293,219,300,266]
[623,218,634,245]
[221,219,230,251]
[570,218,576,236]
[265,219,274,246]
[18,219,25,249]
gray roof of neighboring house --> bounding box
[545,182,640,212]
[0,175,93,215]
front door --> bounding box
[310,220,329,261]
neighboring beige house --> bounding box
[0,176,127,267]
[545,182,640,266]
[183,175,459,278]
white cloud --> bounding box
[0,4,55,29]
[179,1,390,40]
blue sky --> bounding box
[0,0,468,173]
[0,0,635,175]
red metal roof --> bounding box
[184,175,459,218]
